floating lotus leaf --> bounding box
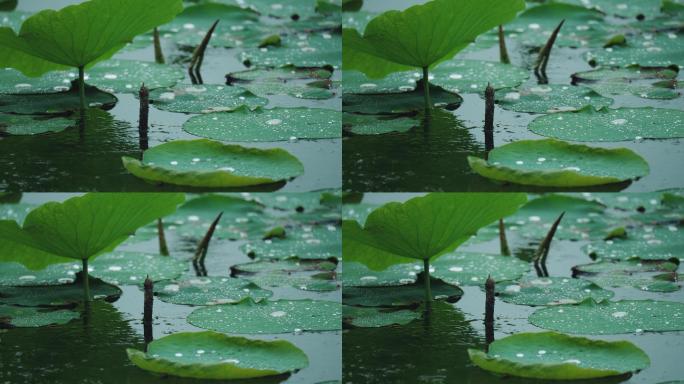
[343,113,417,135]
[0,305,79,327]
[187,298,341,334]
[248,191,331,211]
[227,66,333,82]
[468,139,650,187]
[586,34,684,67]
[431,252,530,287]
[232,258,337,274]
[343,83,463,114]
[0,274,121,307]
[529,299,684,334]
[122,139,304,188]
[153,276,272,306]
[496,277,614,306]
[232,257,339,292]
[342,261,419,287]
[583,191,668,212]
[89,251,187,286]
[149,85,267,114]
[241,224,341,260]
[530,107,684,142]
[469,332,650,380]
[343,277,464,307]
[342,203,378,225]
[343,70,418,94]
[127,331,308,380]
[0,262,77,286]
[560,0,662,19]
[0,83,116,115]
[246,0,319,19]
[0,113,73,135]
[183,107,341,142]
[240,33,341,68]
[430,60,529,94]
[584,225,683,261]
[572,65,680,100]
[238,80,334,100]
[574,259,681,292]
[241,271,338,292]
[495,85,612,114]
[343,305,421,328]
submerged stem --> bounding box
[82,258,91,302]
[422,66,431,113]
[78,65,86,112]
[423,258,432,308]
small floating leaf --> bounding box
[430,60,529,94]
[127,331,308,380]
[586,34,684,67]
[496,277,614,306]
[469,331,650,380]
[238,80,334,100]
[89,251,187,286]
[494,85,612,114]
[187,298,341,334]
[122,139,304,188]
[149,85,267,114]
[0,114,73,135]
[431,252,530,287]
[0,304,79,327]
[468,139,650,187]
[241,224,340,260]
[153,276,272,306]
[560,0,662,19]
[227,66,332,82]
[343,305,420,328]
[232,257,339,292]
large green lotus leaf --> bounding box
[529,299,684,334]
[153,276,272,306]
[240,33,341,68]
[560,0,662,19]
[127,331,308,380]
[89,251,187,286]
[149,85,267,114]
[342,277,463,307]
[343,113,417,135]
[344,193,527,271]
[574,259,681,292]
[342,70,418,94]
[241,224,341,260]
[122,139,304,188]
[0,274,121,307]
[342,261,419,287]
[187,298,341,333]
[0,193,184,264]
[0,113,74,135]
[183,107,341,142]
[529,107,684,142]
[342,203,378,225]
[572,65,680,100]
[0,0,183,76]
[430,60,529,95]
[227,66,333,82]
[495,85,613,114]
[0,222,72,270]
[342,0,525,78]
[237,80,334,100]
[343,305,420,328]
[343,83,463,114]
[584,225,683,261]
[468,139,650,187]
[468,331,650,380]
[431,252,530,287]
[586,34,684,67]
[0,304,79,327]
[0,83,117,115]
[496,277,614,306]
[0,262,77,286]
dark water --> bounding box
[343,0,684,193]
[343,193,684,384]
[0,0,341,193]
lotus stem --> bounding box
[533,212,565,277]
[82,258,91,302]
[498,25,510,64]
[143,275,154,350]
[422,66,431,113]
[189,20,220,85]
[192,212,223,276]
[484,275,495,351]
[78,65,86,112]
[153,27,165,64]
[534,20,565,84]
[423,258,432,309]
[498,218,510,256]
[157,218,169,256]
[484,83,495,157]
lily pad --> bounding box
[343,277,464,307]
[0,114,74,136]
[149,85,267,114]
[529,107,684,142]
[0,83,117,115]
[343,83,463,115]
[468,139,650,187]
[495,85,613,114]
[469,331,650,380]
[561,0,662,19]
[430,60,529,94]
[0,262,77,286]
[238,81,334,100]
[127,331,308,380]
[574,259,681,292]
[246,0,319,19]
[241,271,338,292]
[529,299,684,334]
[240,33,341,68]
[343,70,418,94]
[431,252,530,286]
[343,113,417,135]
[89,251,187,285]
[241,224,341,260]
[153,276,272,306]
[343,305,420,328]
[187,298,341,334]
[0,274,121,308]
[342,261,419,287]
[584,225,683,261]
[122,139,305,188]
[232,258,337,274]
[0,305,79,328]
[572,65,680,100]
[183,107,341,142]
[227,66,333,82]
[586,34,684,67]
[496,277,614,306]
[232,257,339,292]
